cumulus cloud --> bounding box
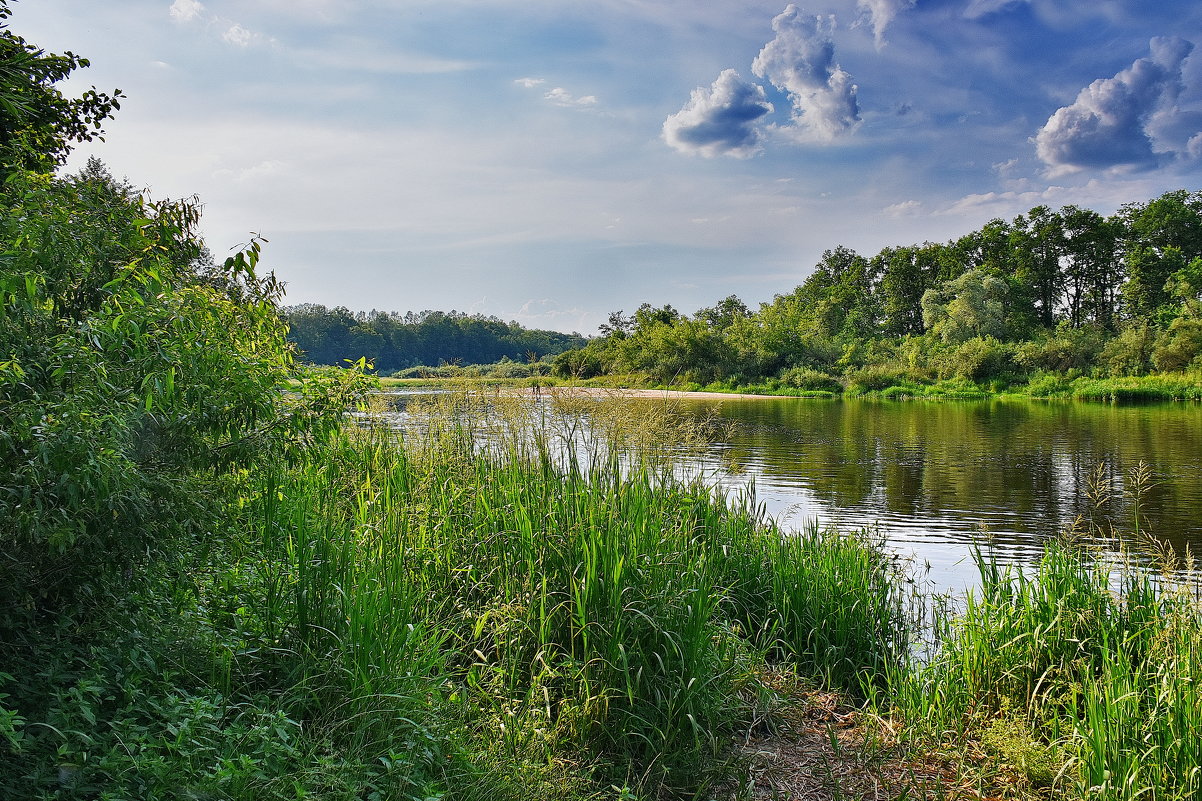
[514,77,545,88]
[662,69,774,158]
[169,0,204,23]
[752,5,860,141]
[1034,36,1198,174]
[857,0,915,48]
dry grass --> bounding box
[731,674,998,801]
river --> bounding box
[386,389,1202,595]
[667,396,1202,593]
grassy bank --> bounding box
[376,369,1202,403]
[1,392,908,799]
[4,391,1201,800]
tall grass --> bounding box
[18,385,1202,799]
[239,389,909,796]
[888,534,1202,799]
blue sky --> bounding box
[16,0,1202,333]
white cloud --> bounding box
[213,159,289,183]
[544,87,598,107]
[752,5,860,142]
[169,0,204,23]
[1190,132,1202,159]
[222,24,255,47]
[662,69,774,158]
[1035,36,1198,174]
[857,0,915,48]
[963,0,1024,19]
[884,199,921,216]
[515,77,546,88]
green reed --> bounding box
[889,539,1202,799]
[241,389,910,796]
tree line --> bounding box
[552,192,1202,388]
[284,304,586,371]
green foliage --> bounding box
[1013,322,1106,374]
[921,268,1010,344]
[0,0,123,177]
[1153,316,1202,372]
[842,365,928,395]
[0,167,367,607]
[553,345,606,379]
[285,304,586,371]
[1099,322,1157,377]
[941,336,1017,383]
[778,366,842,393]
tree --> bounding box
[1058,205,1118,329]
[921,268,1010,344]
[0,0,122,176]
[696,295,749,330]
[1117,191,1202,320]
[1011,206,1065,329]
[598,310,634,338]
[875,243,944,337]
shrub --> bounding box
[1099,324,1157,377]
[1013,323,1106,374]
[1153,316,1202,372]
[946,336,1017,382]
[842,365,926,395]
[779,366,843,393]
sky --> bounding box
[13,0,1202,334]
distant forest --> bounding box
[284,306,587,371]
[549,189,1202,389]
[286,189,1202,388]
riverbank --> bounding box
[376,371,1202,402]
[6,390,1201,800]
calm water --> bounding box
[383,390,1202,594]
[670,397,1202,594]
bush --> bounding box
[1100,324,1157,377]
[842,365,927,395]
[1153,316,1202,372]
[1013,323,1106,374]
[552,348,605,379]
[1025,373,1072,397]
[779,366,843,393]
[946,336,1017,382]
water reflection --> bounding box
[379,390,1201,594]
[676,397,1202,593]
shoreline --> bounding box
[516,386,783,400]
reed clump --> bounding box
[224,389,913,797]
[886,464,1202,800]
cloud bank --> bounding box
[662,69,774,158]
[1035,36,1199,174]
[752,5,860,141]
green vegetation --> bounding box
[6,4,1202,799]
[284,305,586,372]
[889,537,1202,799]
[546,195,1202,399]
